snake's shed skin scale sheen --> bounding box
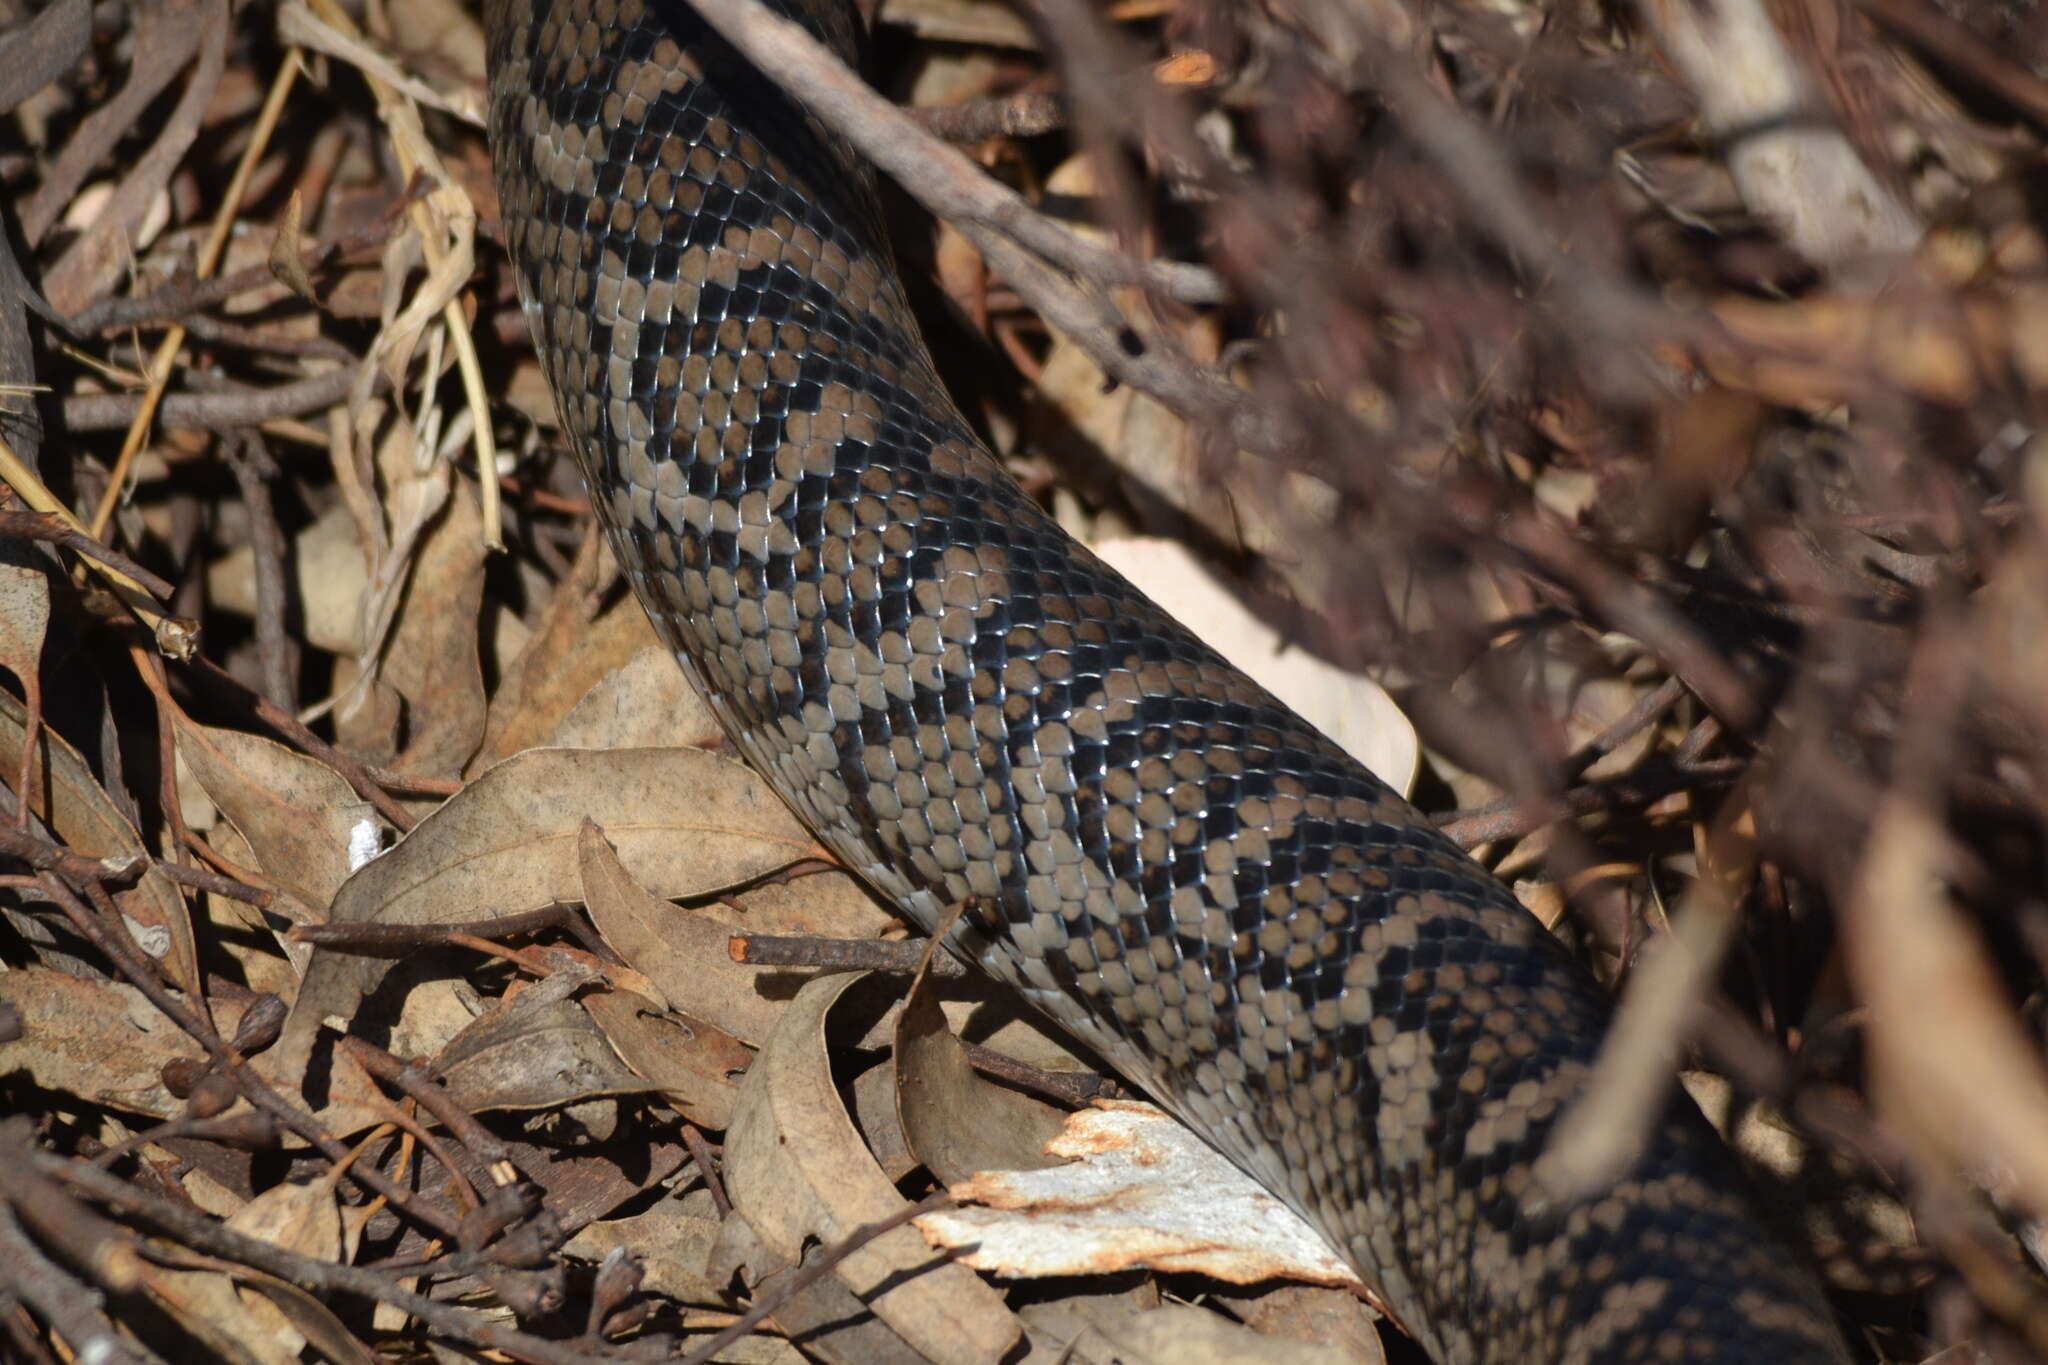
[480,1,1852,1359]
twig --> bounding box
[730,932,967,977]
[62,365,377,434]
[0,1196,146,1365]
[30,1148,610,1365]
[0,510,176,599]
[291,902,582,952]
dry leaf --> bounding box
[0,970,209,1118]
[893,967,1065,1186]
[0,689,197,994]
[436,974,656,1112]
[550,645,723,751]
[223,1179,348,1358]
[278,746,818,1081]
[172,713,371,916]
[1093,1304,1360,1365]
[0,559,51,686]
[472,557,672,772]
[565,1197,730,1307]
[579,821,800,1046]
[583,988,750,1129]
[131,1258,304,1365]
[723,972,1024,1365]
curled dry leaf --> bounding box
[130,1257,307,1365]
[582,988,750,1129]
[472,559,672,772]
[578,820,790,1045]
[277,745,819,1080]
[0,690,198,994]
[1094,537,1419,795]
[222,1178,353,1360]
[920,1102,1364,1289]
[564,1192,731,1308]
[370,473,488,779]
[893,964,1066,1186]
[723,972,1024,1365]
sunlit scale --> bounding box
[482,1,1851,1360]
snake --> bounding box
[479,1,1853,1360]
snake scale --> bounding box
[480,1,1852,1359]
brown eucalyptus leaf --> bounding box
[551,645,722,751]
[894,969,1065,1187]
[583,987,749,1129]
[172,713,370,914]
[727,866,899,939]
[471,564,666,773]
[0,969,204,1118]
[230,1272,379,1365]
[224,1178,347,1358]
[0,690,197,993]
[565,1200,731,1308]
[1209,1283,1388,1364]
[753,1245,934,1365]
[381,474,488,778]
[277,746,818,1080]
[850,1058,918,1183]
[437,986,655,1113]
[132,1260,302,1365]
[722,972,1022,1365]
[705,1216,890,1365]
[579,822,796,1045]
[195,817,316,991]
[0,559,50,685]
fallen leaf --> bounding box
[0,558,51,689]
[224,1178,347,1358]
[172,713,371,917]
[277,746,819,1081]
[1094,1304,1360,1365]
[579,821,801,1046]
[0,688,197,993]
[894,966,1065,1186]
[0,970,208,1118]
[723,973,1024,1365]
[471,553,670,772]
[436,975,657,1113]
[584,988,750,1129]
[551,645,723,751]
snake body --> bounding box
[481,2,1850,1359]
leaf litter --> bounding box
[1,0,2045,1360]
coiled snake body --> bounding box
[482,2,1850,1359]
